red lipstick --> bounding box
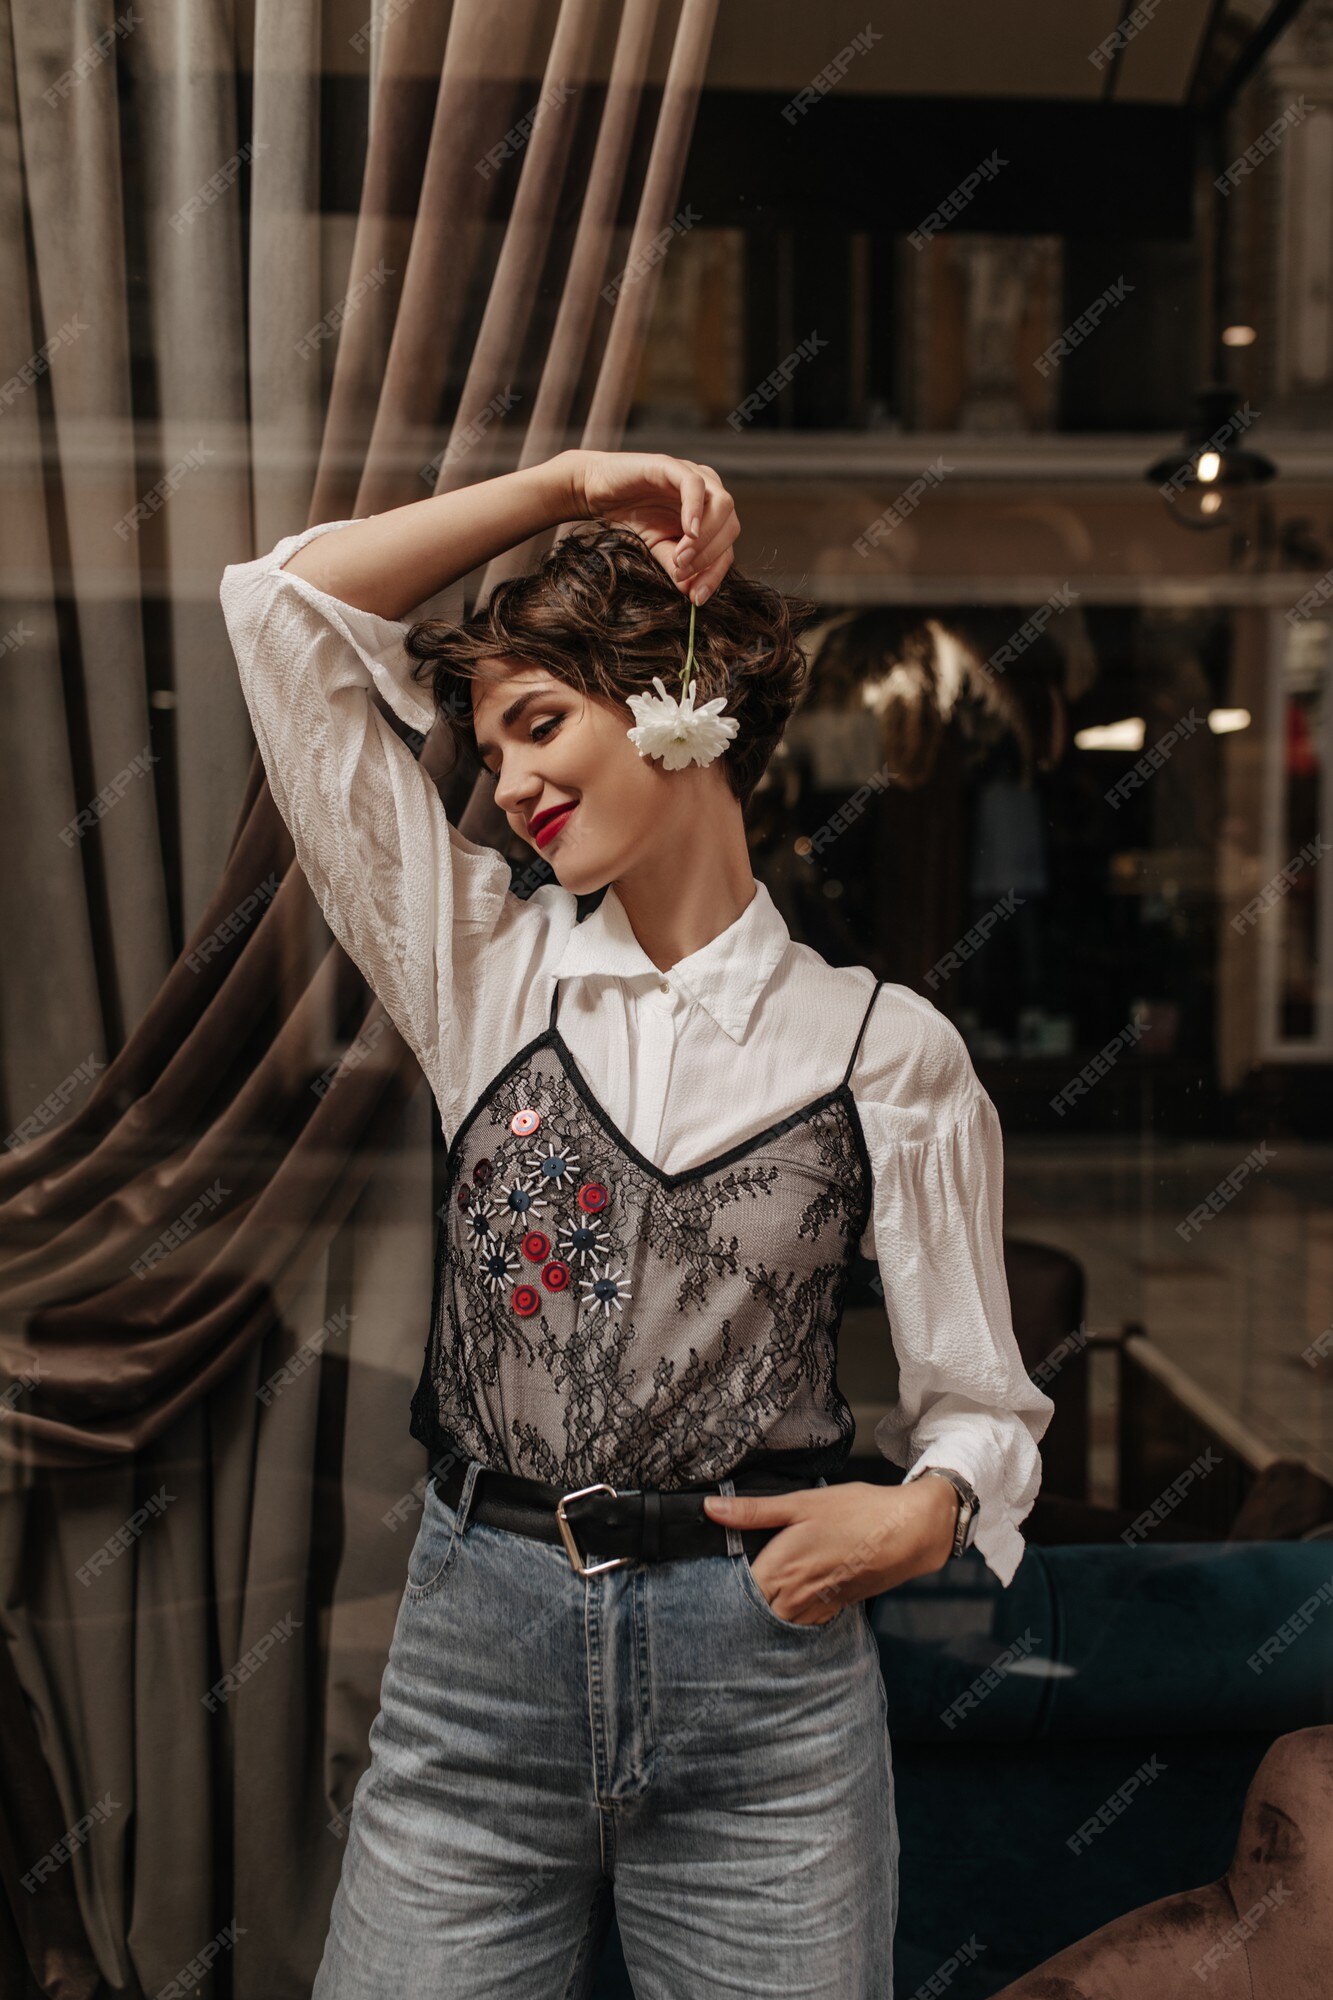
[532,803,577,849]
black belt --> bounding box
[432,1456,796,1574]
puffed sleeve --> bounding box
[219,518,514,1130]
[854,987,1056,1588]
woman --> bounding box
[219,450,1054,1999]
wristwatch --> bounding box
[906,1465,980,1559]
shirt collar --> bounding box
[552,877,789,1044]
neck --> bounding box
[610,786,756,974]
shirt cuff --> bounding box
[900,1448,1029,1590]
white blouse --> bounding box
[220,518,1055,1587]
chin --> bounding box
[538,828,625,897]
[548,855,616,896]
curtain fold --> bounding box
[307,0,452,530]
[0,5,138,1128]
[130,0,256,932]
[8,3,173,1041]
[455,0,664,602]
[249,0,327,565]
[352,0,564,520]
[0,1,718,1991]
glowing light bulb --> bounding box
[1196,451,1221,483]
[1075,717,1145,752]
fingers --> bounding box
[675,463,734,553]
[674,470,739,601]
[685,551,731,605]
[671,462,709,543]
[703,1491,802,1526]
[677,518,739,601]
[677,505,739,573]
[602,457,735,602]
[751,1564,845,1625]
[659,542,728,607]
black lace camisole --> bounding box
[408,971,884,1492]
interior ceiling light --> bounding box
[1075,718,1145,753]
[1222,325,1257,347]
[1208,708,1250,733]
[1147,385,1276,532]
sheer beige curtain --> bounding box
[0,1,718,1991]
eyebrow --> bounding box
[474,684,562,763]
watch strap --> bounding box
[907,1465,979,1558]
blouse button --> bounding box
[521,1230,551,1263]
[658,981,669,993]
[510,1108,541,1137]
[577,1180,609,1214]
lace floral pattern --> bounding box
[409,1030,871,1491]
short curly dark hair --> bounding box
[403,523,819,812]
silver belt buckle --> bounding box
[555,1482,635,1577]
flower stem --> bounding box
[681,598,697,699]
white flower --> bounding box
[625,595,739,771]
[626,676,739,770]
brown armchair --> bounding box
[992,1725,1333,1997]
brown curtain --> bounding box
[0,1,718,1991]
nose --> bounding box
[493,758,541,820]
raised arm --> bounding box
[218,453,587,1130]
[278,451,585,618]
[278,447,734,614]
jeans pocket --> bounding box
[733,1543,849,1636]
[723,1471,847,1636]
[404,1479,464,1601]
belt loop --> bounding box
[718,1475,744,1558]
[450,1458,484,1537]
[642,1488,661,1563]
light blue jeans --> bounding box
[312,1461,898,1998]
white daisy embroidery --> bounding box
[497,1173,550,1225]
[478,1241,522,1296]
[526,1138,582,1187]
[462,1194,498,1246]
[556,1212,610,1268]
[578,1260,632,1317]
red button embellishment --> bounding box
[473,1157,493,1184]
[521,1230,551,1263]
[456,1186,473,1211]
[510,1108,540,1137]
[577,1180,609,1214]
[541,1260,571,1292]
[511,1284,541,1317]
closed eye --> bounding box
[481,713,563,781]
